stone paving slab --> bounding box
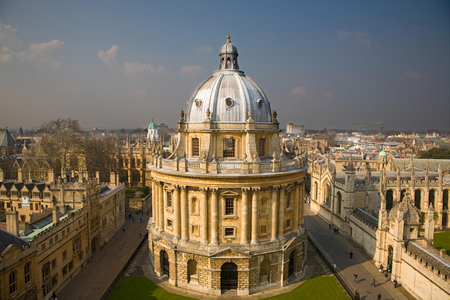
[57,216,149,300]
[305,205,415,300]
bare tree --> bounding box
[81,135,118,182]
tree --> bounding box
[39,118,82,170]
[81,135,118,182]
[420,148,450,159]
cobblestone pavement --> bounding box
[304,205,416,300]
[57,215,149,300]
[122,237,334,299]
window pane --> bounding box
[258,139,265,157]
[223,139,235,158]
[192,138,199,156]
[225,198,234,215]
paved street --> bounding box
[305,205,415,300]
[57,215,149,300]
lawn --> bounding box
[263,276,348,300]
[108,275,349,300]
[108,276,196,300]
[434,232,450,255]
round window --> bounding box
[195,99,202,108]
[226,98,233,107]
[257,99,264,109]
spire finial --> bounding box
[227,34,230,42]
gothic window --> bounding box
[415,189,421,209]
[9,270,17,294]
[258,138,265,157]
[225,198,234,215]
[223,138,235,158]
[443,190,449,210]
[73,237,80,254]
[386,190,394,210]
[167,192,172,208]
[337,192,342,215]
[192,138,199,157]
[429,190,436,207]
[24,262,31,284]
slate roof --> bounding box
[0,227,28,253]
[0,128,15,147]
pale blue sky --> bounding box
[0,1,449,131]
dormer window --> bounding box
[257,99,264,109]
[225,98,233,107]
[195,99,202,108]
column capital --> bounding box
[281,184,288,190]
[211,188,219,195]
[251,187,261,192]
[173,184,181,191]
[241,187,251,193]
[180,185,187,192]
[272,185,280,191]
[200,187,209,193]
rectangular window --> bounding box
[44,192,51,198]
[224,227,235,237]
[18,203,22,209]
[191,225,199,235]
[258,138,265,157]
[223,138,235,158]
[49,238,53,246]
[286,192,291,209]
[167,192,172,207]
[30,203,34,211]
[225,198,234,215]
[166,219,173,229]
[55,234,58,242]
[260,225,267,235]
[33,192,40,198]
[285,219,291,230]
[62,265,68,277]
[35,203,39,210]
[24,263,31,284]
[41,243,46,251]
[63,250,67,261]
[192,138,200,157]
[52,259,57,270]
[52,275,58,287]
[68,260,74,271]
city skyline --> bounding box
[0,1,449,131]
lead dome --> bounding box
[185,35,272,124]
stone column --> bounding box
[300,181,305,228]
[278,185,287,238]
[152,180,157,225]
[241,188,249,245]
[201,188,208,245]
[173,185,181,239]
[294,182,300,230]
[181,186,189,241]
[251,188,260,245]
[210,188,219,246]
[158,182,164,231]
[271,186,279,241]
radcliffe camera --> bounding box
[0,2,449,300]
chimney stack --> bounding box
[52,206,60,224]
[6,210,19,236]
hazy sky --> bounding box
[0,1,449,132]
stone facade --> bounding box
[147,36,308,296]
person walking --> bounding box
[52,292,57,300]
[354,273,358,283]
[393,278,398,288]
[123,227,125,233]
[336,227,339,235]
[139,231,142,239]
[140,217,142,223]
[354,290,360,300]
[384,272,388,282]
[329,223,331,229]
[377,292,381,300]
[350,251,353,259]
[371,277,376,287]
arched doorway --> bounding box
[415,189,421,209]
[386,190,394,210]
[160,250,169,277]
[221,262,238,290]
[387,246,393,273]
[288,251,295,276]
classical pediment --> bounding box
[209,247,250,258]
[220,190,240,197]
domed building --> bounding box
[147,119,159,141]
[146,36,308,296]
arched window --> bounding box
[24,262,31,284]
[191,197,199,214]
[188,260,198,284]
[258,138,265,157]
[415,190,421,209]
[400,189,406,201]
[386,190,394,210]
[324,184,331,206]
[337,192,342,215]
[429,190,436,208]
[223,138,235,158]
[9,270,17,294]
[192,138,199,157]
[443,190,449,210]
[260,260,270,284]
[314,182,318,201]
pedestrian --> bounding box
[336,228,339,235]
[393,278,398,288]
[52,292,57,300]
[350,251,353,259]
[132,216,134,222]
[140,217,142,223]
[379,264,383,272]
[377,292,381,300]
[384,272,388,282]
[354,273,358,283]
[123,227,125,233]
[139,231,142,238]
[329,223,331,229]
[371,277,376,287]
[354,290,360,300]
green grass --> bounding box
[434,232,450,256]
[263,276,348,300]
[108,276,348,300]
[108,276,196,300]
